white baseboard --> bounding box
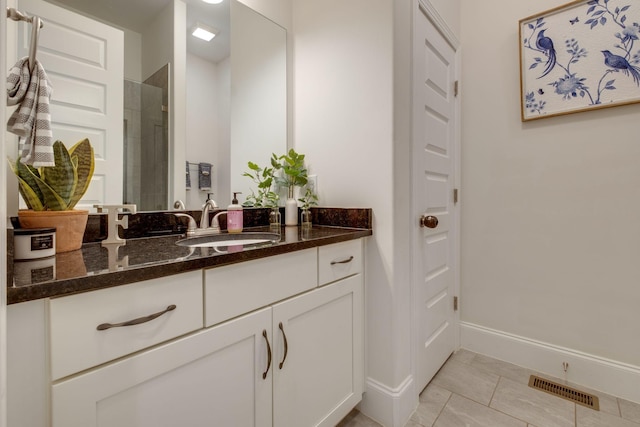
[358,375,416,427]
[460,321,640,403]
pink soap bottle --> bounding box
[227,192,243,233]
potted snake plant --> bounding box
[9,138,95,252]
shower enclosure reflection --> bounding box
[123,65,169,211]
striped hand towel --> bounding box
[6,57,54,167]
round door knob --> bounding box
[420,215,438,228]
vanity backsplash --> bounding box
[82,207,372,243]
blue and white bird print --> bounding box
[520,0,640,120]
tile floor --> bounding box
[338,349,640,427]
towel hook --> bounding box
[6,7,44,73]
[28,16,41,73]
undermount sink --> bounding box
[175,232,281,248]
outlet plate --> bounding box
[308,174,318,193]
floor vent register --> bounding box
[528,375,600,411]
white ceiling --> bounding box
[46,0,230,63]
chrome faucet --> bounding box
[200,198,218,229]
[171,195,222,238]
[172,211,224,237]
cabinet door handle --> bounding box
[262,329,272,380]
[330,255,354,265]
[278,322,288,369]
[96,305,177,331]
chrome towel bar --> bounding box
[6,7,43,73]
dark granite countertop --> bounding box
[7,207,372,304]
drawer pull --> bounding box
[96,305,177,331]
[278,322,288,369]
[330,255,354,265]
[262,330,272,380]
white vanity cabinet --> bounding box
[272,273,363,427]
[9,239,365,427]
[203,240,364,427]
[52,307,273,427]
[49,270,204,381]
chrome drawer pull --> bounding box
[262,330,272,380]
[96,305,177,331]
[330,256,354,265]
[278,322,288,369]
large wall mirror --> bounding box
[10,0,286,212]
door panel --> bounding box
[272,275,363,427]
[17,0,124,210]
[413,4,457,392]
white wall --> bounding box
[460,0,640,398]
[141,1,175,81]
[239,0,291,29]
[185,53,224,209]
[292,1,459,425]
[238,0,294,149]
[292,0,396,392]
[123,28,142,82]
[230,1,287,205]
[216,57,231,207]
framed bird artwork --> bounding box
[519,0,640,121]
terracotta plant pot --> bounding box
[18,209,89,253]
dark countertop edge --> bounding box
[7,227,372,304]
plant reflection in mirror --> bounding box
[242,154,280,208]
[9,138,95,211]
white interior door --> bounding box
[412,3,458,393]
[16,0,124,211]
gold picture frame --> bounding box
[519,0,640,121]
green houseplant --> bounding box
[275,148,309,226]
[243,157,282,228]
[298,186,318,228]
[242,155,280,208]
[298,186,318,210]
[9,138,95,252]
[244,148,312,227]
[275,148,308,197]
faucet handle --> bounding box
[211,211,227,233]
[171,213,197,236]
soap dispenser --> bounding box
[227,192,243,233]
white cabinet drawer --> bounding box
[49,270,203,380]
[318,240,363,286]
[205,248,317,327]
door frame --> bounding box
[410,0,462,396]
[1,0,7,424]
